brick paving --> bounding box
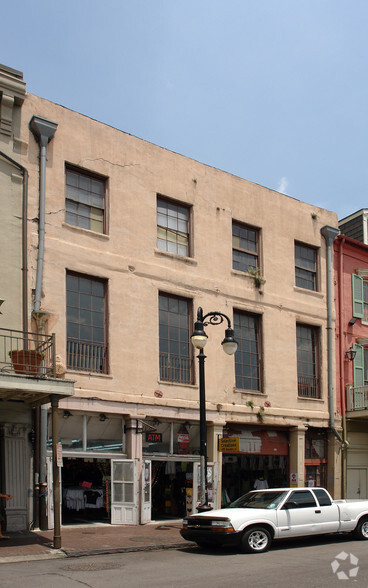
[0,520,190,564]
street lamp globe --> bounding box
[191,321,208,349]
[221,328,238,355]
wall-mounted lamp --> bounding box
[345,347,357,361]
[63,410,72,419]
[99,413,108,422]
[348,317,357,326]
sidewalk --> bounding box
[0,520,192,564]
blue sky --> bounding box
[3,0,368,220]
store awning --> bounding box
[0,373,74,406]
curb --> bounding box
[0,541,195,565]
[64,541,193,558]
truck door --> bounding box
[277,490,331,537]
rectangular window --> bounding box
[157,197,190,256]
[66,272,107,373]
[65,166,106,233]
[232,222,259,273]
[297,324,320,398]
[295,242,317,291]
[159,293,193,384]
[234,311,261,391]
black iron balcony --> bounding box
[159,352,193,384]
[298,375,320,399]
[0,328,56,378]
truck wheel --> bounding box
[241,527,271,553]
[354,517,368,540]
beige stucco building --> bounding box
[1,65,341,531]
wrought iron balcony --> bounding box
[0,328,56,378]
[346,384,368,412]
[159,352,193,384]
[298,375,320,399]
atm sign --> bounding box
[146,432,162,443]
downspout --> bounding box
[29,115,58,530]
[0,150,28,333]
[321,225,344,444]
[29,115,58,312]
[338,236,349,497]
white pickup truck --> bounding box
[180,487,368,553]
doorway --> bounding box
[151,460,194,519]
[61,457,110,525]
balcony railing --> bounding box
[298,375,320,399]
[67,339,107,373]
[0,328,55,377]
[346,384,368,412]
[159,352,193,384]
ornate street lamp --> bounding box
[191,307,238,512]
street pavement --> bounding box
[0,520,189,564]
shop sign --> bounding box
[290,472,297,487]
[219,437,240,452]
[56,442,63,467]
[146,432,162,443]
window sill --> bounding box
[234,388,265,397]
[158,380,197,388]
[154,249,197,265]
[62,222,110,240]
[66,370,113,379]
[297,396,324,402]
[231,269,259,279]
[293,286,323,298]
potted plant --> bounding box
[9,349,44,375]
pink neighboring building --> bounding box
[334,232,368,498]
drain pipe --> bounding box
[29,115,58,531]
[29,115,58,312]
[321,225,344,444]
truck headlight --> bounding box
[211,519,234,532]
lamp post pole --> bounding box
[198,347,208,509]
[191,307,238,513]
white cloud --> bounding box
[277,177,288,194]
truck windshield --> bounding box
[229,490,288,509]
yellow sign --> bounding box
[219,437,240,452]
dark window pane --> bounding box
[232,222,259,272]
[297,324,319,398]
[295,243,317,291]
[158,293,192,384]
[234,311,260,391]
[66,272,107,373]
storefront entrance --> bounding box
[61,457,111,525]
[151,460,195,519]
[221,427,289,504]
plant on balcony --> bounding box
[8,349,44,376]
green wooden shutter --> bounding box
[352,274,364,318]
[353,343,364,387]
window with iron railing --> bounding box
[159,293,193,384]
[66,272,107,373]
[297,324,320,398]
[234,310,261,392]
